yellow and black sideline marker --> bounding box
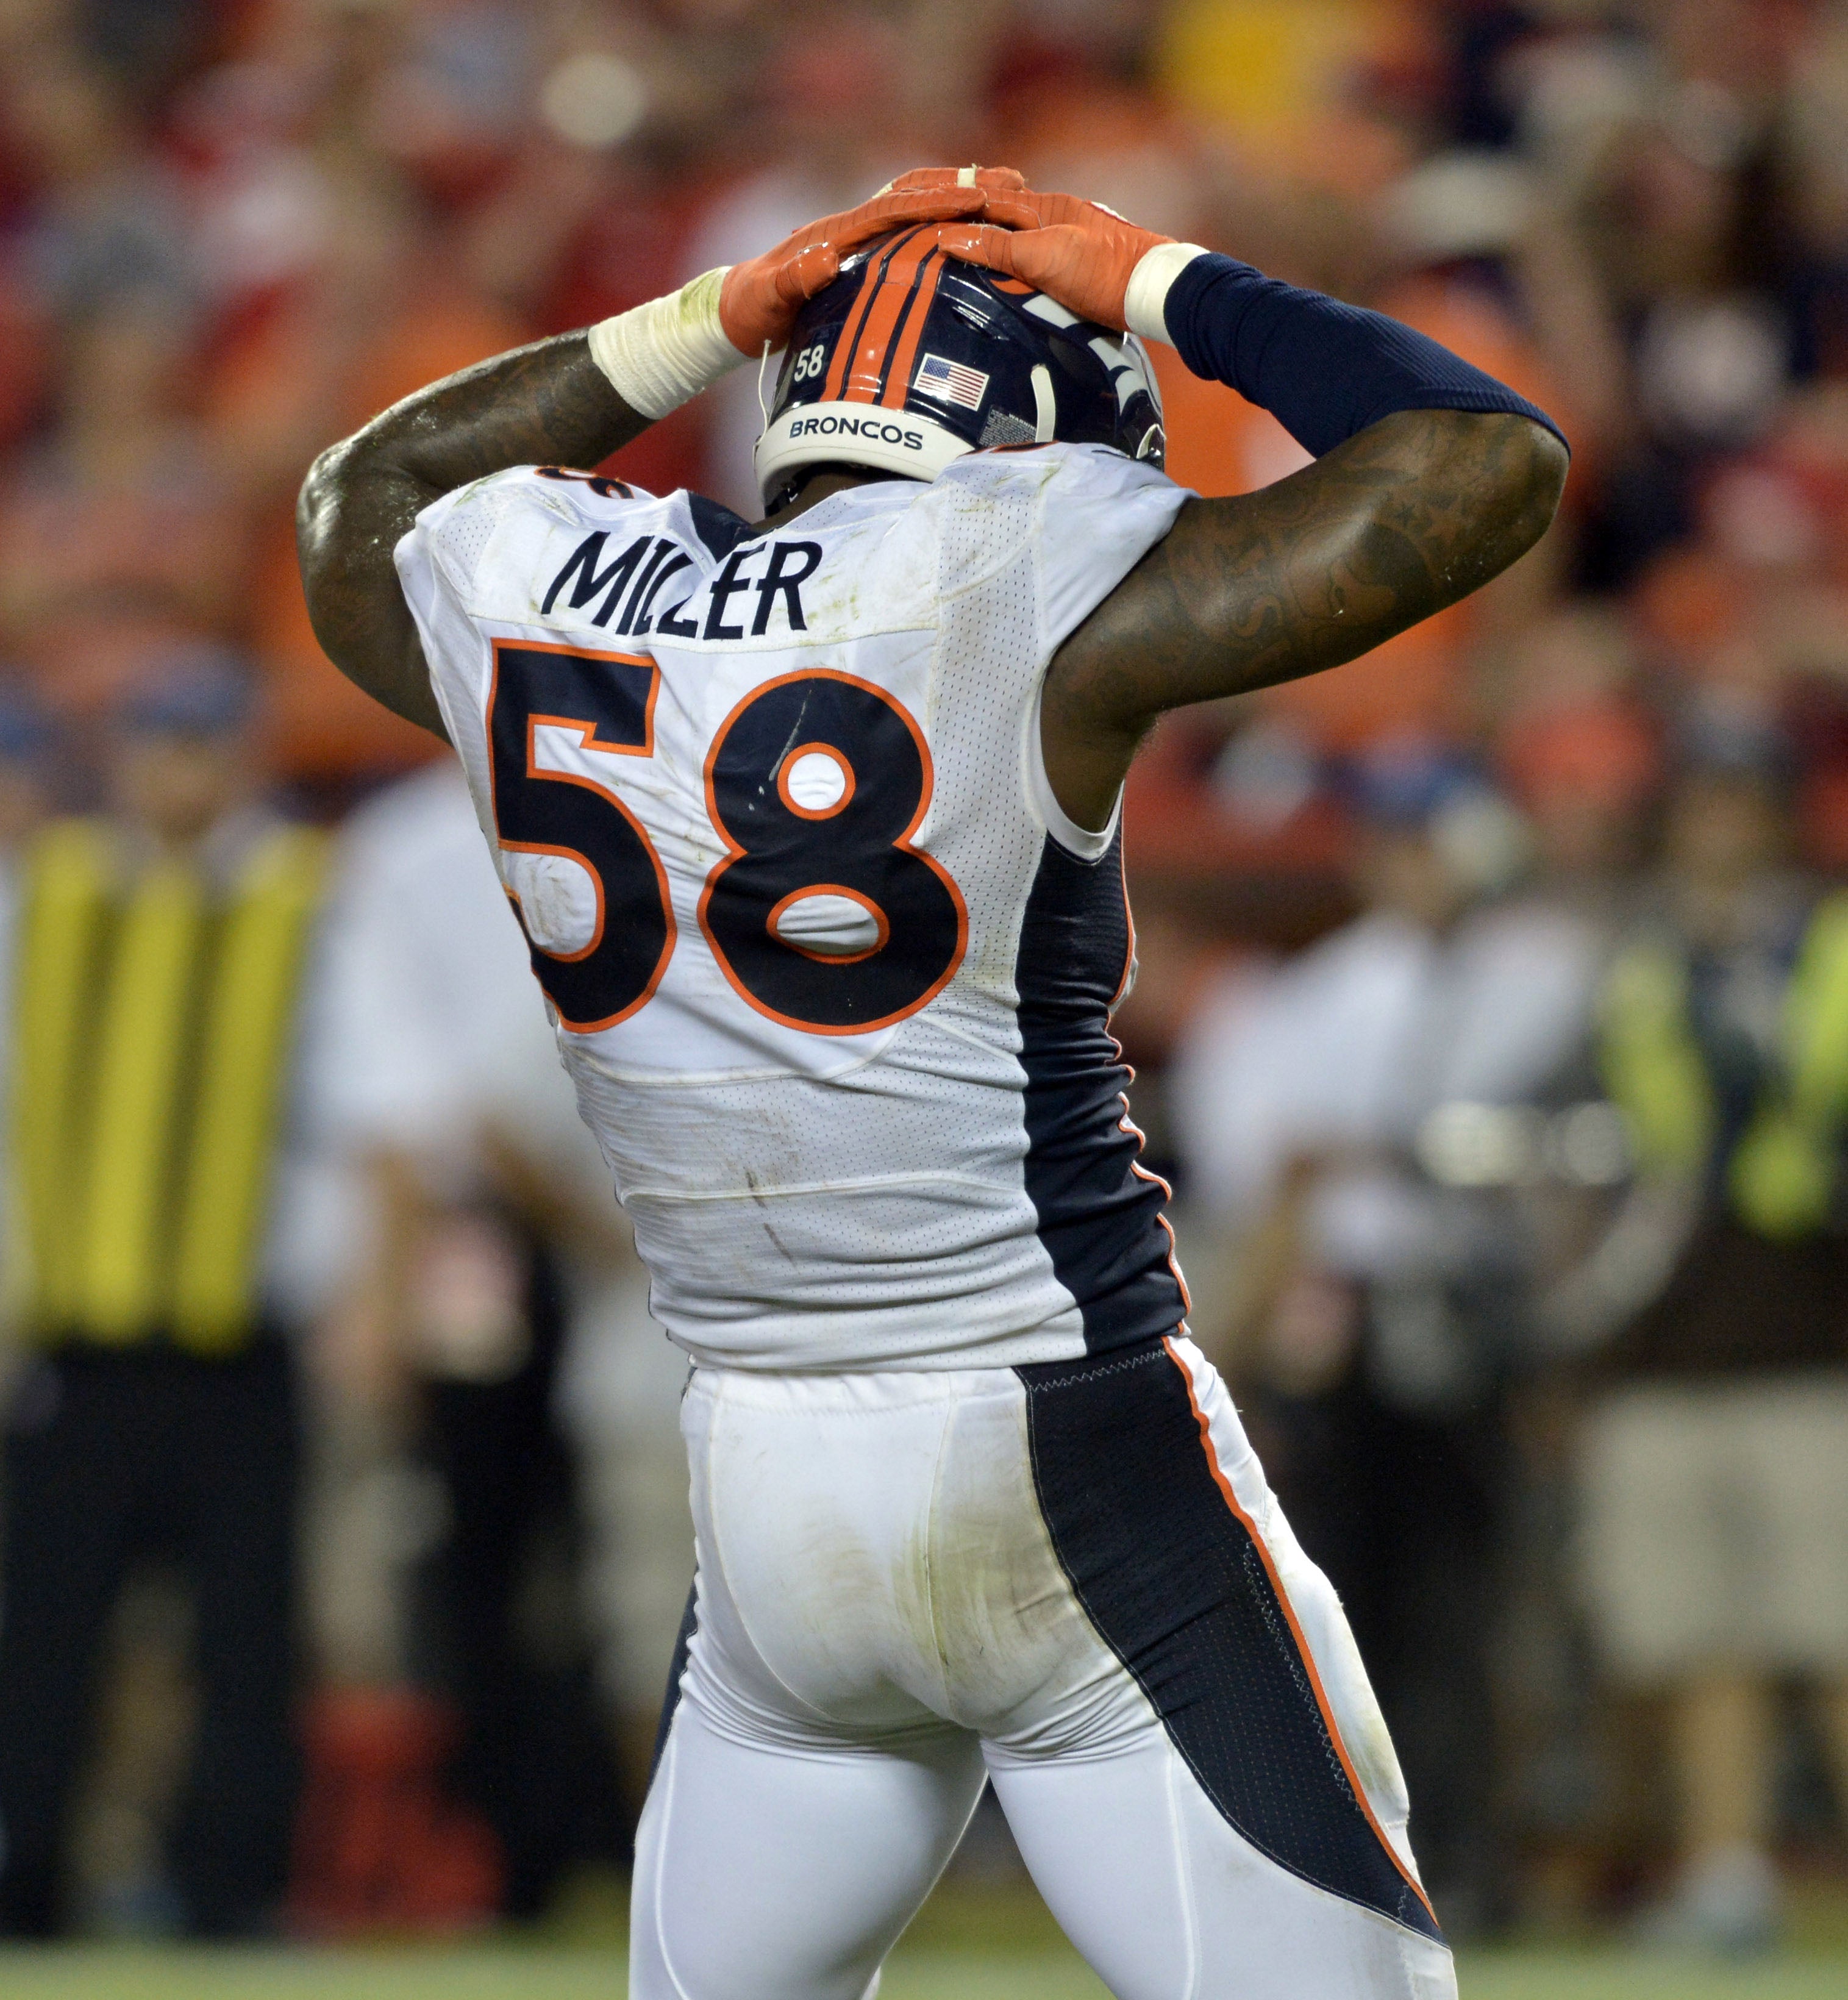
[7,820,327,1354]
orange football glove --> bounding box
[938,190,1174,333]
[718,183,990,355]
[880,165,1029,197]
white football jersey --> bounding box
[395,443,1191,1370]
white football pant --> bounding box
[631,1336,1457,2000]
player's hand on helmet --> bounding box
[938,189,1175,334]
[719,183,991,356]
[880,165,1029,197]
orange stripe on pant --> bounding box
[1162,1335,1442,1933]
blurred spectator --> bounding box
[2,42,193,327]
[553,1252,697,1823]
[0,297,244,720]
[1491,605,1658,902]
[298,759,649,1926]
[1172,741,1611,1930]
[1580,749,1848,1951]
[0,649,349,1935]
[187,3,533,778]
[0,687,57,1084]
[0,688,57,857]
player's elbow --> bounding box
[295,440,352,588]
[1481,413,1570,571]
[294,432,401,629]
[293,438,391,676]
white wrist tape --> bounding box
[1123,242,1210,346]
[587,268,743,420]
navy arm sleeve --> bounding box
[1162,252,1569,462]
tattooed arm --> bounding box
[297,334,648,738]
[1042,409,1568,829]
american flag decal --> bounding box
[914,353,990,412]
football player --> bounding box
[299,171,1566,1999]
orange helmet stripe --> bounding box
[879,246,951,408]
[834,229,946,405]
[819,227,919,402]
[841,232,938,402]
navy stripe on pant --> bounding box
[1016,1339,1444,1944]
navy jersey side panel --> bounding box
[1015,827,1187,1352]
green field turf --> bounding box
[2,1880,1845,1999]
[4,1940,1848,1999]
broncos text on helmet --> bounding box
[754,224,1165,509]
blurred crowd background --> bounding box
[0,0,1846,1962]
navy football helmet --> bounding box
[753,224,1165,509]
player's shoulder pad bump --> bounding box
[925,448,1063,599]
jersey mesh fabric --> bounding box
[430,477,521,580]
[394,445,1190,1370]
